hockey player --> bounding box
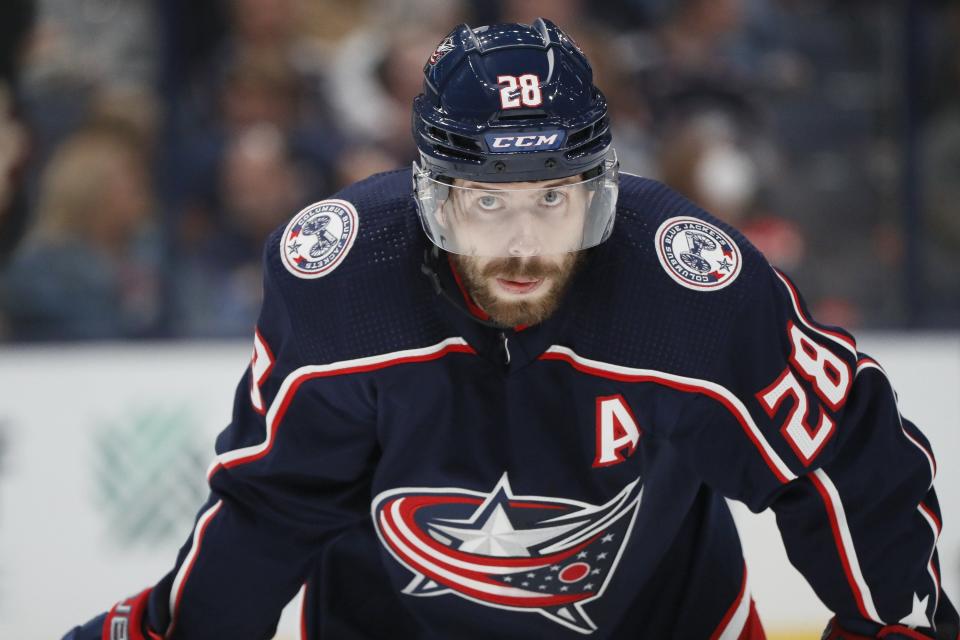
[65,19,957,640]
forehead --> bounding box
[453,175,583,190]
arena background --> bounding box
[0,1,957,638]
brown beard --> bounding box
[451,253,584,327]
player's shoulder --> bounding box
[613,172,769,300]
[568,173,776,378]
[257,167,447,364]
[265,167,415,282]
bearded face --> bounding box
[450,252,584,327]
[432,174,594,326]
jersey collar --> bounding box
[426,250,584,372]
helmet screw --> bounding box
[494,161,506,172]
[545,158,557,168]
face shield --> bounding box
[414,151,619,258]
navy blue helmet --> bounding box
[412,19,619,257]
[412,18,613,183]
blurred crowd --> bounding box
[0,0,958,341]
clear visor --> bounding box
[414,152,619,257]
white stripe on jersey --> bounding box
[855,359,936,484]
[773,269,858,359]
[216,337,472,468]
[168,500,224,637]
[812,469,884,624]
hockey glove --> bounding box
[62,588,162,640]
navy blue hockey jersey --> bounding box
[67,171,957,639]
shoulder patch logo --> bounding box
[654,216,742,291]
[280,199,359,279]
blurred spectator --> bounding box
[497,0,584,28]
[0,0,36,340]
[657,108,806,274]
[27,0,157,86]
[174,124,307,337]
[175,47,334,242]
[327,0,471,178]
[652,0,748,75]
[0,0,36,86]
[0,1,953,340]
[0,123,159,341]
[921,4,960,325]
[182,0,334,139]
[0,86,31,269]
[169,0,342,329]
[632,0,756,123]
[18,0,159,182]
[0,86,29,251]
[0,0,36,266]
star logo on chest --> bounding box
[372,473,645,635]
[431,502,582,557]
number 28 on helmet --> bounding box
[412,18,619,258]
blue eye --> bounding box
[541,189,564,206]
[477,195,501,211]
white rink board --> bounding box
[0,334,956,639]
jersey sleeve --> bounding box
[675,265,957,638]
[72,236,380,640]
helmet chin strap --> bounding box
[420,245,508,329]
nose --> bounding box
[506,213,541,257]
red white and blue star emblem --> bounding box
[280,199,358,279]
[428,36,455,66]
[372,474,643,634]
[655,216,742,291]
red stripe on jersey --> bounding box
[210,342,477,478]
[808,473,872,620]
[857,358,938,479]
[378,502,585,609]
[774,269,856,354]
[539,350,793,484]
[167,501,224,638]
[709,561,749,640]
[919,501,943,602]
[300,582,308,640]
[231,342,475,471]
[739,600,765,639]
[920,502,942,534]
[901,421,939,478]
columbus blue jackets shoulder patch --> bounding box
[654,216,742,291]
[280,199,359,279]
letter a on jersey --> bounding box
[593,395,642,467]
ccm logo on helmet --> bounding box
[483,130,565,152]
